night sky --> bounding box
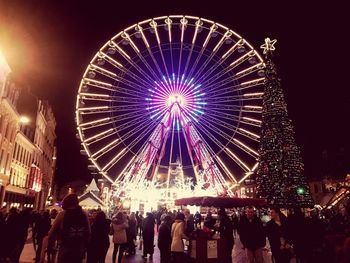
[1,0,349,186]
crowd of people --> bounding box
[0,193,350,263]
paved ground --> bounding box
[20,234,275,263]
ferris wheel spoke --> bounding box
[117,33,165,84]
[137,24,169,79]
[109,41,158,85]
[186,23,216,81]
[190,30,230,83]
[199,50,255,86]
[151,25,171,78]
[88,64,150,94]
[199,38,245,83]
[97,51,153,88]
[182,23,201,77]
[78,104,145,115]
[128,121,159,150]
[101,148,128,172]
[204,78,265,98]
[182,19,201,77]
[91,139,120,159]
[190,122,251,173]
[195,117,258,158]
[149,24,171,78]
[205,92,263,102]
[189,125,238,183]
[164,17,175,75]
[116,115,154,133]
[204,112,259,142]
[202,61,264,92]
[84,129,118,146]
[116,30,158,82]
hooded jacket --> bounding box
[111,218,128,244]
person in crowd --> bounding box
[87,211,110,263]
[32,210,41,255]
[126,212,137,255]
[142,212,155,259]
[288,208,313,263]
[238,206,266,263]
[266,207,292,263]
[231,211,239,238]
[216,208,234,263]
[48,193,91,263]
[137,211,144,237]
[204,211,216,229]
[89,209,98,225]
[17,208,32,261]
[35,210,51,263]
[50,209,58,224]
[158,215,172,263]
[171,213,188,262]
[110,212,128,263]
[183,209,195,236]
[0,208,7,262]
[155,210,162,232]
[5,207,24,262]
[194,211,202,229]
[135,211,141,237]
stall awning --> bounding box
[175,196,267,208]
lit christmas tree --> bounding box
[256,38,314,207]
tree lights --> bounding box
[256,38,314,208]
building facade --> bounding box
[32,100,57,209]
[0,52,57,210]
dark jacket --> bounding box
[238,215,266,250]
[142,214,155,254]
[266,218,290,254]
[90,219,110,248]
[158,222,171,251]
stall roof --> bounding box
[175,196,267,207]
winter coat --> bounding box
[238,215,266,250]
[266,218,290,254]
[171,220,187,252]
[158,222,171,251]
[142,214,155,254]
[111,218,128,244]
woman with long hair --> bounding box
[87,211,110,263]
[110,212,128,263]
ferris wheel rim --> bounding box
[75,15,265,186]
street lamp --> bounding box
[19,116,30,124]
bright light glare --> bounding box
[19,116,30,124]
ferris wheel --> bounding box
[75,15,265,198]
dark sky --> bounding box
[1,0,349,185]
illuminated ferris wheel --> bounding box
[75,15,265,198]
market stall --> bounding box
[175,196,267,263]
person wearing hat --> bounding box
[171,213,188,262]
[158,215,172,263]
[48,193,90,263]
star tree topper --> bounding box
[260,37,277,54]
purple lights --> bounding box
[146,74,206,124]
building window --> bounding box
[4,152,10,171]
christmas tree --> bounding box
[256,38,314,207]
